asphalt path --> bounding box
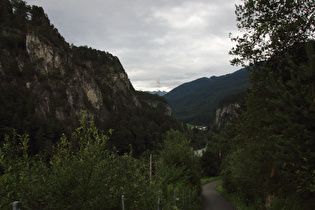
[201,180,235,210]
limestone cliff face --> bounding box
[26,33,64,74]
[22,33,139,123]
[212,103,240,130]
[1,29,171,126]
[0,0,178,155]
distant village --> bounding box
[190,125,208,131]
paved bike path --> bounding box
[201,180,235,210]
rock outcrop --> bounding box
[212,103,240,130]
[0,0,174,154]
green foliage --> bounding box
[159,130,201,185]
[0,0,182,157]
[155,129,202,209]
[164,68,251,125]
[215,182,256,210]
[222,40,315,210]
[217,91,246,108]
[224,0,315,208]
[184,127,207,150]
[230,0,315,66]
[72,45,120,70]
[0,112,156,209]
[0,112,204,209]
[0,131,48,209]
[200,176,221,185]
[200,122,238,177]
[200,148,220,177]
[108,93,183,156]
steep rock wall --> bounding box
[0,0,176,155]
[22,33,139,122]
[212,103,240,131]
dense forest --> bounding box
[0,0,209,156]
[0,112,203,209]
[164,68,251,125]
[0,0,206,208]
[205,0,315,209]
[1,0,314,209]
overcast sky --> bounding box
[26,0,242,91]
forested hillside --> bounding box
[1,0,314,209]
[205,0,315,209]
[0,1,205,208]
[164,68,251,125]
[0,0,182,156]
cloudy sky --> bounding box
[26,0,242,91]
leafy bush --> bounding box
[155,129,202,209]
[221,42,315,209]
[0,112,156,209]
[0,112,203,209]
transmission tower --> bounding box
[157,77,161,92]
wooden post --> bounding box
[174,190,176,206]
[150,154,152,183]
[189,189,191,205]
[158,191,162,210]
[182,189,185,206]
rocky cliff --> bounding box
[0,0,176,155]
[212,103,240,130]
[23,32,139,122]
[0,30,141,121]
[210,91,246,131]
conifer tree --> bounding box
[223,0,315,208]
[230,0,315,66]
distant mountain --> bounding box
[164,68,251,125]
[147,90,168,96]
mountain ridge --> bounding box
[164,68,251,125]
[147,90,168,96]
[0,0,180,155]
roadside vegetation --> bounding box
[204,0,315,209]
[214,182,256,210]
[0,112,202,209]
[200,176,221,185]
[1,0,314,209]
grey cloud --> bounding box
[27,0,242,91]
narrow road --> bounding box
[201,180,235,210]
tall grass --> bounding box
[200,176,221,185]
[215,182,256,210]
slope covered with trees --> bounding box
[0,112,202,209]
[0,0,183,156]
[0,1,205,208]
[208,0,315,209]
[164,68,251,125]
